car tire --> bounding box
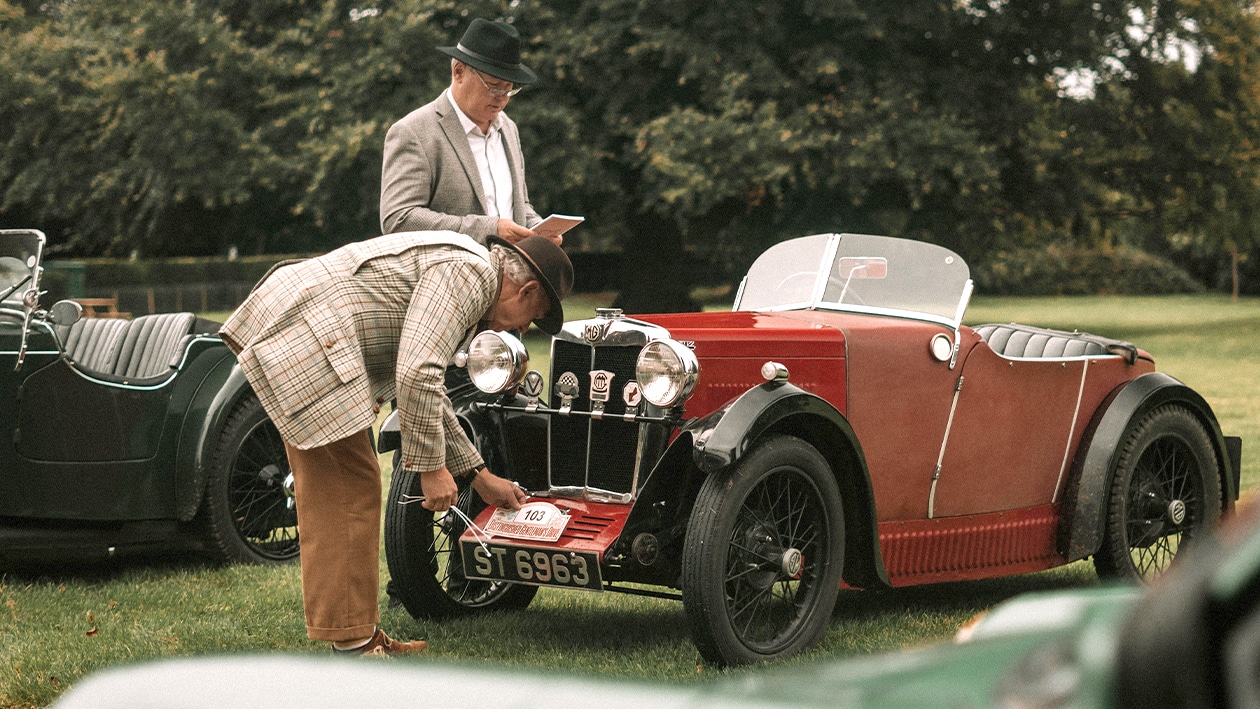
[681,434,845,666]
[199,393,300,564]
[384,452,537,618]
[1095,404,1221,582]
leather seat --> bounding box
[61,318,129,372]
[61,313,198,380]
[974,323,1137,363]
[112,313,198,378]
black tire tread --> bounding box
[1094,404,1221,581]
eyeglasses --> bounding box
[472,69,523,98]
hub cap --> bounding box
[1167,499,1187,525]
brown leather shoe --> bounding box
[333,628,427,657]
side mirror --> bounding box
[47,299,83,326]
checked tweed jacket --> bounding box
[379,92,542,242]
[220,231,495,476]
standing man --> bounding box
[219,231,574,656]
[381,18,551,245]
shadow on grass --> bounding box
[379,563,1103,678]
[832,562,1100,623]
[0,545,236,584]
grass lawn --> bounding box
[2,294,1256,707]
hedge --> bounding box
[973,242,1206,296]
[36,242,1201,317]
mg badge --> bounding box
[588,370,615,403]
[583,321,609,343]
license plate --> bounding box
[460,540,602,591]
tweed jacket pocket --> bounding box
[252,301,362,417]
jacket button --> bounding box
[376,396,386,404]
[373,405,381,414]
[325,342,335,348]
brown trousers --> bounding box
[284,429,381,642]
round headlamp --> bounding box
[636,339,699,408]
[466,330,529,394]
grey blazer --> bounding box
[380,92,542,243]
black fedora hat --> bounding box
[438,18,537,86]
[488,236,573,335]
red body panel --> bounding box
[788,311,969,522]
[877,505,1063,586]
[935,343,1156,517]
[638,311,847,417]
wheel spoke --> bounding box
[718,466,829,649]
[223,418,298,558]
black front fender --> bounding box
[1060,371,1241,562]
[682,382,890,589]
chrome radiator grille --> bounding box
[549,339,642,496]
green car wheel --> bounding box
[199,394,300,564]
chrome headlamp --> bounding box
[466,330,529,394]
[635,339,699,408]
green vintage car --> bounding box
[0,228,297,566]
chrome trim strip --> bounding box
[1052,359,1089,503]
[928,376,965,519]
[755,302,960,329]
[987,353,1129,363]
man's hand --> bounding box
[495,219,536,244]
[471,469,528,510]
[419,467,459,511]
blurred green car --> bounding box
[53,504,1259,707]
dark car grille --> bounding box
[549,340,642,495]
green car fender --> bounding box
[682,381,891,590]
[173,358,258,521]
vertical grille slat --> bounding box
[549,340,642,495]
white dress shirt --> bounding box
[446,89,514,222]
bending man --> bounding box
[220,231,573,655]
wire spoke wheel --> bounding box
[201,394,299,564]
[384,453,536,618]
[724,475,820,646]
[683,434,844,666]
[426,485,518,607]
[226,416,299,559]
[1096,405,1220,583]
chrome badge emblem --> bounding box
[588,370,615,403]
[555,371,580,415]
[583,321,609,343]
[556,372,580,399]
[520,370,544,400]
[622,381,642,407]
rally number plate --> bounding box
[460,541,602,591]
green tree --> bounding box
[518,0,1162,310]
[4,0,1260,304]
[0,0,286,255]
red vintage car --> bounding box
[380,232,1241,667]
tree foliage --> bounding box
[3,0,1259,306]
